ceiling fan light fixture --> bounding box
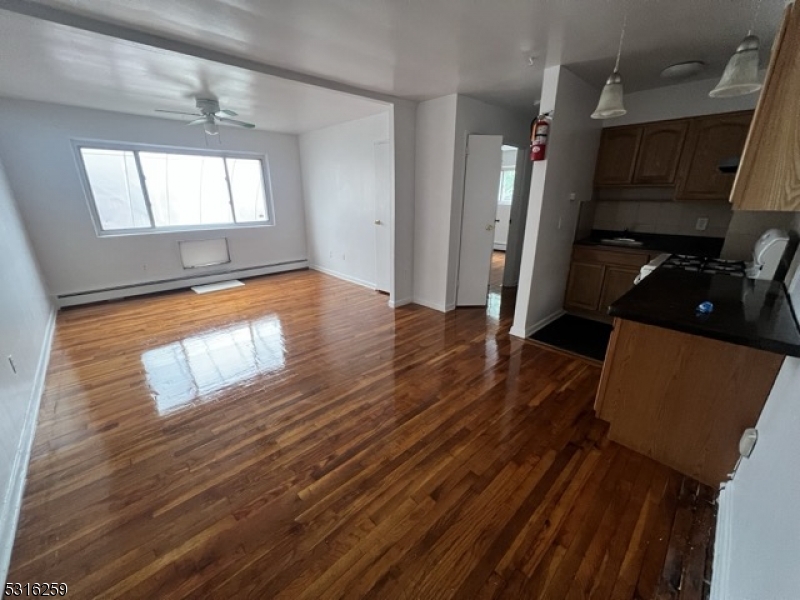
[709,34,762,97]
[204,117,219,135]
[592,71,627,119]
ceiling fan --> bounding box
[156,98,255,135]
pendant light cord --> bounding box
[749,0,763,35]
[614,12,627,73]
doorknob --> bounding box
[374,219,382,225]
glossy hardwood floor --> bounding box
[9,269,714,599]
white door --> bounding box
[374,140,392,293]
[494,203,511,250]
[456,134,502,306]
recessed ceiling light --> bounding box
[660,61,706,80]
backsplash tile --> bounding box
[592,200,733,238]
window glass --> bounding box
[498,168,516,205]
[139,153,233,227]
[226,158,268,222]
[78,146,271,233]
[80,148,150,230]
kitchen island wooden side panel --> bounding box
[595,319,782,487]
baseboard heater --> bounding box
[56,260,308,307]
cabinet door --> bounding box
[632,120,689,184]
[731,4,800,211]
[598,266,640,314]
[594,126,642,186]
[564,262,605,312]
[675,112,753,201]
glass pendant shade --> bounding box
[204,117,219,135]
[591,71,627,119]
[709,34,762,97]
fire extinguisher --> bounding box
[530,113,551,161]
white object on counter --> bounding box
[746,228,790,280]
[634,253,671,285]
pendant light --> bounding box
[592,13,628,119]
[709,0,763,97]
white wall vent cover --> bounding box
[179,238,230,269]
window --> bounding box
[77,145,272,234]
[497,167,516,206]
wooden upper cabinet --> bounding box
[675,111,753,201]
[594,126,642,186]
[731,4,800,211]
[632,120,689,184]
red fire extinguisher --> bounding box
[530,113,551,161]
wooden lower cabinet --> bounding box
[564,262,605,311]
[595,319,783,486]
[599,266,641,310]
[564,246,649,318]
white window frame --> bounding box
[72,140,276,236]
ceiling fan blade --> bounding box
[218,117,255,128]
[187,118,207,126]
[155,109,202,116]
[216,109,238,117]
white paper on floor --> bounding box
[191,280,245,294]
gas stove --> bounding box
[660,254,747,277]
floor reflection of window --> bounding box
[142,315,285,414]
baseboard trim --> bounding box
[412,296,450,312]
[0,306,57,586]
[710,482,733,600]
[57,261,309,307]
[515,309,565,338]
[309,265,375,290]
[388,297,413,308]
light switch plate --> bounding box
[695,217,709,231]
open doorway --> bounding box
[487,145,519,317]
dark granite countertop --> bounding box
[576,230,725,257]
[609,268,800,357]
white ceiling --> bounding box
[0,11,389,134]
[0,0,788,123]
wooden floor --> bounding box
[9,269,715,599]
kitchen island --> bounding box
[595,268,800,486]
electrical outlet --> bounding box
[558,216,563,230]
[8,355,17,375]
[696,217,709,231]
[329,251,333,258]
[342,253,346,261]
[569,192,577,202]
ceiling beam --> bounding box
[0,0,399,106]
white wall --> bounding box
[605,75,759,127]
[446,96,531,308]
[299,112,391,289]
[413,95,458,311]
[0,98,308,301]
[390,101,417,307]
[512,66,603,337]
[0,156,54,584]
[413,94,530,310]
